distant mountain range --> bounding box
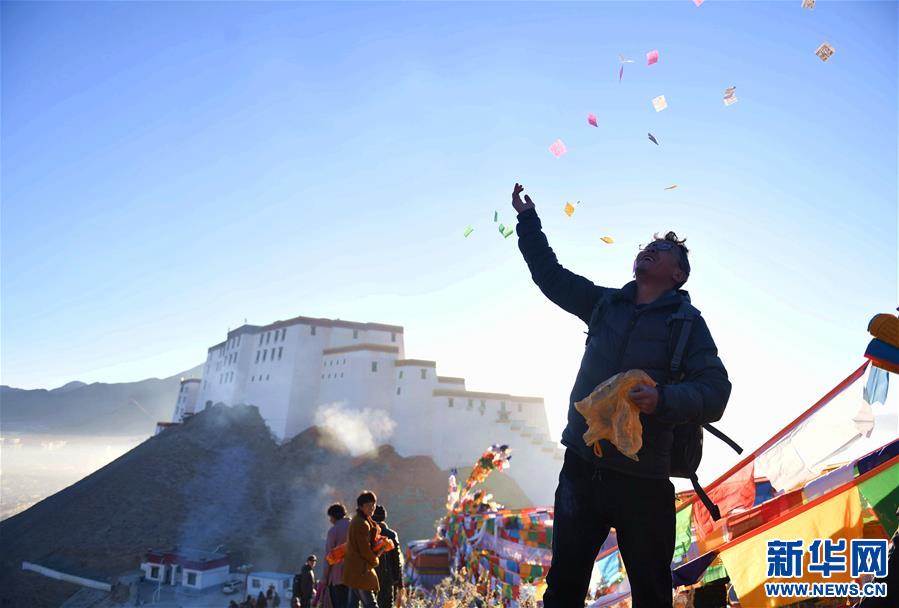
[0,403,529,607]
[0,365,203,436]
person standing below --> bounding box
[371,505,404,608]
[294,555,317,608]
[323,503,351,608]
[343,491,387,608]
[512,183,732,607]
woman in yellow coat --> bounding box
[343,491,385,608]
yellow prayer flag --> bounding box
[600,236,614,244]
[718,485,863,608]
[564,202,575,217]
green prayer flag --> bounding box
[701,560,728,583]
[857,461,899,535]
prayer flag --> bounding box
[693,461,756,540]
[755,373,873,492]
[857,458,899,534]
[718,485,863,607]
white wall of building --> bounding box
[182,565,230,589]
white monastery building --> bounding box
[165,314,563,504]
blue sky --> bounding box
[2,1,896,477]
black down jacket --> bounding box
[516,207,732,479]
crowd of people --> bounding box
[228,584,284,608]
[319,491,405,608]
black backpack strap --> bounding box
[703,423,743,454]
[691,474,722,521]
[668,302,699,379]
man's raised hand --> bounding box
[513,183,536,214]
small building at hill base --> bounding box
[247,571,293,597]
[140,548,230,590]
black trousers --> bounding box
[375,583,395,608]
[544,449,676,608]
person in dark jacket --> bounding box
[372,505,404,608]
[512,183,732,608]
[257,591,268,608]
[294,555,317,608]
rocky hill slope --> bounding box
[0,403,529,607]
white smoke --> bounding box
[313,402,396,457]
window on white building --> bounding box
[467,399,473,411]
[421,369,427,380]
[237,335,240,346]
[397,387,401,395]
[399,371,403,379]
[340,372,343,378]
[449,398,454,408]
[353,329,358,339]
[311,326,316,336]
[372,361,378,373]
[266,332,271,344]
[263,350,267,362]
[259,335,264,345]
[266,374,270,380]
[150,566,159,578]
[278,347,283,360]
[252,579,261,589]
[252,376,255,382]
[256,351,261,363]
[343,358,346,364]
[187,572,197,586]
[391,333,396,342]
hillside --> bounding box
[0,403,529,607]
[0,365,203,436]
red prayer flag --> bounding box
[692,460,756,540]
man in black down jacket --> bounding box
[294,555,316,608]
[512,183,731,608]
[371,505,403,608]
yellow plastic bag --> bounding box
[574,369,655,461]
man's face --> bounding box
[308,558,317,568]
[361,501,376,517]
[634,240,684,286]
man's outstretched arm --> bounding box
[654,317,732,425]
[513,183,604,325]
